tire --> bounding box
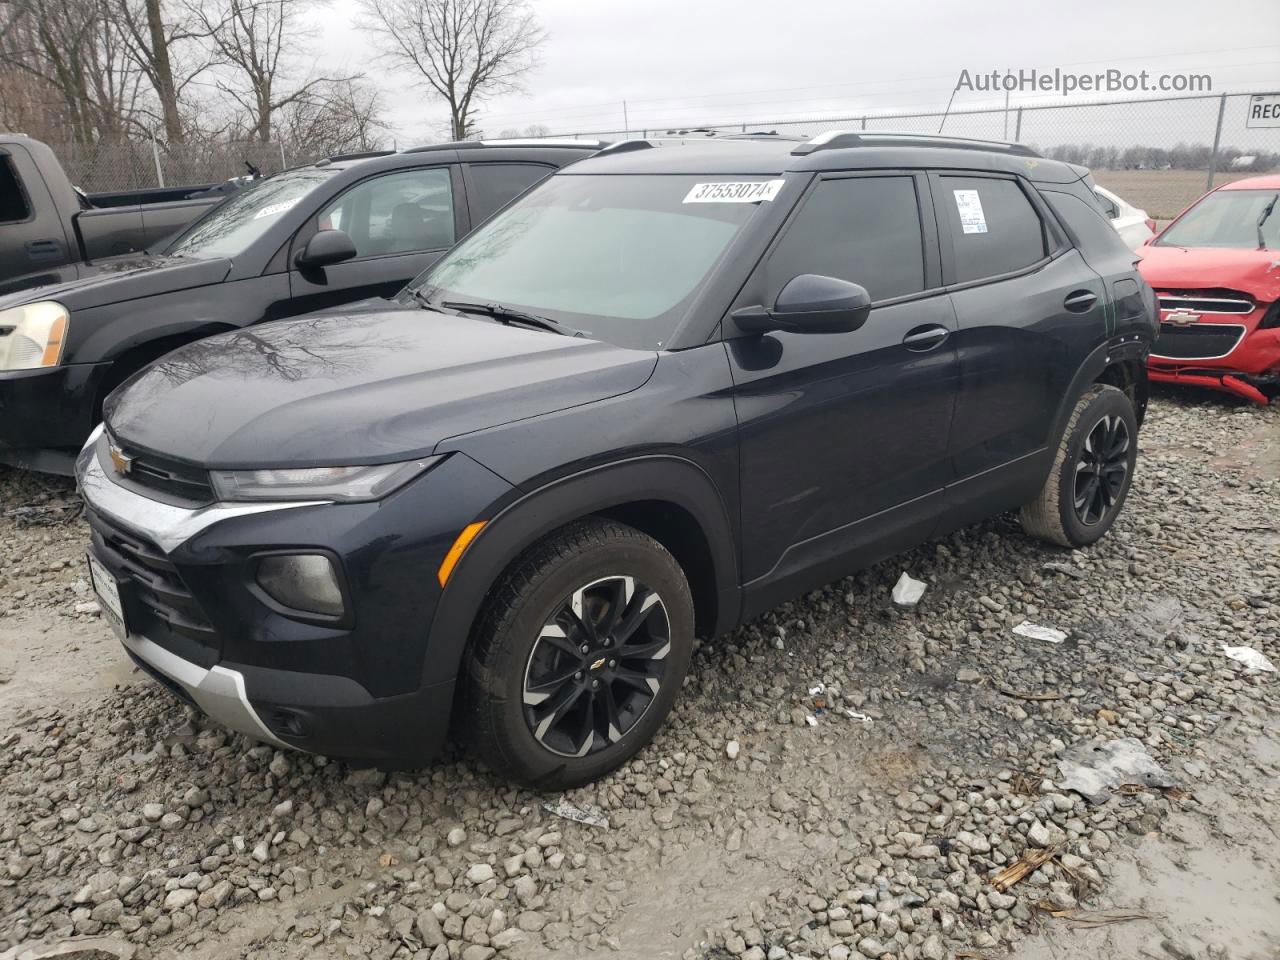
[1020,384,1138,548]
[461,518,695,790]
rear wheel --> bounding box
[461,518,694,790]
[1020,384,1138,548]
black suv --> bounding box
[0,139,600,474]
[77,132,1157,789]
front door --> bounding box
[287,165,463,315]
[726,172,960,608]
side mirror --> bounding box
[295,229,357,269]
[732,274,872,335]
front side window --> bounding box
[317,167,455,258]
[939,176,1048,284]
[414,174,768,349]
[167,167,337,260]
[762,175,925,303]
[1157,189,1280,249]
[467,163,553,224]
[0,156,32,223]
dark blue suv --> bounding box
[77,132,1157,788]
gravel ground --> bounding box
[1,388,1277,960]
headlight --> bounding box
[210,455,443,502]
[0,301,69,371]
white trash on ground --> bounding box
[542,797,610,829]
[1220,645,1277,673]
[892,572,927,606]
[1013,621,1068,644]
[1056,737,1175,804]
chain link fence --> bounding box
[48,140,307,195]
[536,92,1280,218]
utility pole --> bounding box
[623,101,630,136]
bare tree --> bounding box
[109,0,215,143]
[358,0,543,140]
[276,78,389,157]
[194,0,354,142]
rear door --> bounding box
[933,172,1106,509]
[287,164,465,315]
[727,171,960,601]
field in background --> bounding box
[1091,169,1264,220]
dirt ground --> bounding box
[1,386,1277,960]
[1090,169,1265,220]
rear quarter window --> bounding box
[0,157,31,223]
[1041,190,1133,261]
[939,176,1047,284]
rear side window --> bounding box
[939,176,1047,284]
[1042,190,1133,261]
[0,157,31,223]
[764,176,925,303]
[467,164,553,225]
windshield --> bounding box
[411,173,772,349]
[1157,189,1280,249]
[165,167,337,259]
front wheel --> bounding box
[461,518,694,790]
[1020,384,1138,548]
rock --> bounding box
[956,668,980,683]
[726,740,741,760]
[466,863,495,884]
[164,889,198,910]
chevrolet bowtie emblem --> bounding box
[109,443,134,475]
[1165,310,1199,327]
[589,657,607,671]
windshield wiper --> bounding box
[1257,194,1278,250]
[441,300,581,337]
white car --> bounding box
[1094,185,1156,250]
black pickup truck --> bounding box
[0,135,238,294]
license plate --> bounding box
[87,553,128,637]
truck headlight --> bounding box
[210,456,443,502]
[0,301,69,371]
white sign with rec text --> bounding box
[1246,93,1280,129]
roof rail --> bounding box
[791,131,1039,158]
[403,138,604,154]
[327,149,397,162]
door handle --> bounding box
[902,325,950,351]
[25,239,63,261]
[1063,289,1098,313]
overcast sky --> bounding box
[314,0,1280,144]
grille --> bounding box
[87,508,219,665]
[1152,323,1246,361]
[1156,289,1254,315]
[105,435,215,507]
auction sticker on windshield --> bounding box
[253,198,302,220]
[684,180,785,203]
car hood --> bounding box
[104,308,658,468]
[0,255,230,312]
[1137,244,1280,303]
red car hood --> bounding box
[1137,244,1280,302]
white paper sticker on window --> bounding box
[683,180,785,204]
[953,189,987,234]
[253,198,301,220]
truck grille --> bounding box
[87,508,219,666]
[1152,323,1246,361]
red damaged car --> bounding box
[1137,175,1280,404]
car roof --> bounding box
[1220,174,1280,191]
[564,132,1087,184]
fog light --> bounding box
[256,554,344,617]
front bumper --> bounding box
[1148,313,1280,405]
[77,430,512,766]
[0,362,113,473]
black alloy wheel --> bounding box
[522,575,670,758]
[1073,414,1131,526]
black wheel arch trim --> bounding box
[421,454,741,691]
[1048,335,1149,453]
